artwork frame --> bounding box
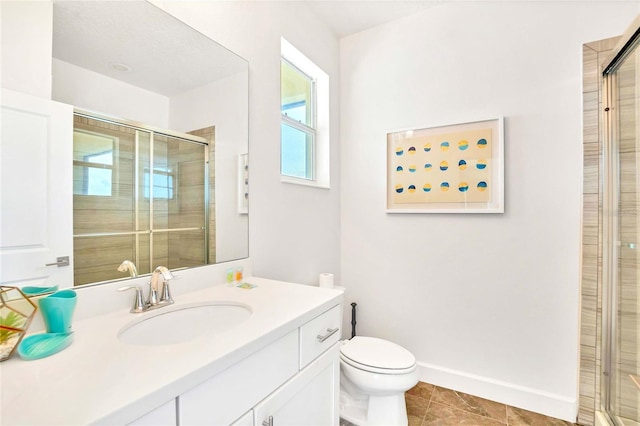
[387,117,504,213]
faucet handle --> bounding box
[146,281,159,307]
[118,285,145,313]
[159,280,174,305]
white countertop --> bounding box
[0,277,343,425]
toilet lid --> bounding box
[340,336,416,371]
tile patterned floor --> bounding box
[405,382,577,426]
[341,381,578,426]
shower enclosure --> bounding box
[602,17,640,426]
[72,113,209,285]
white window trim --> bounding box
[280,37,330,189]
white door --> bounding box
[0,89,73,288]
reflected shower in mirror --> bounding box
[73,113,209,285]
[52,1,249,287]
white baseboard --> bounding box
[417,362,577,423]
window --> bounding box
[73,130,116,196]
[280,38,330,188]
[281,59,315,180]
[143,168,175,200]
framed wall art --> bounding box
[387,117,504,213]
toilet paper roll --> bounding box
[318,273,334,288]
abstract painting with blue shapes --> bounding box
[388,126,492,205]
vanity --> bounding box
[0,270,343,426]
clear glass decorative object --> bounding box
[0,286,37,361]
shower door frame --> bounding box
[601,15,640,426]
[73,109,210,283]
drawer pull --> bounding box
[317,327,339,343]
[262,415,274,426]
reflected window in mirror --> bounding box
[143,168,175,200]
[73,130,117,197]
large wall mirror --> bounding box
[52,1,249,287]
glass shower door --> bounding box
[72,116,151,284]
[151,133,207,271]
[72,114,208,286]
[607,32,640,426]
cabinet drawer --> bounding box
[299,304,342,368]
[127,399,176,426]
[179,329,298,425]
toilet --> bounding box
[339,336,419,426]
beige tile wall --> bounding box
[188,126,216,265]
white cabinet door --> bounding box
[127,399,176,426]
[253,343,340,426]
[0,89,73,287]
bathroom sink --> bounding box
[118,302,252,346]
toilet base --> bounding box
[340,387,409,426]
[340,389,367,425]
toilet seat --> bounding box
[341,354,417,375]
[340,336,416,375]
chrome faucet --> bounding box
[118,266,175,313]
[150,266,175,307]
[117,260,138,278]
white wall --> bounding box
[340,2,637,421]
[0,1,52,99]
[52,59,170,128]
[154,1,342,286]
[170,72,249,263]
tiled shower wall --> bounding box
[188,126,216,265]
[580,36,620,426]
